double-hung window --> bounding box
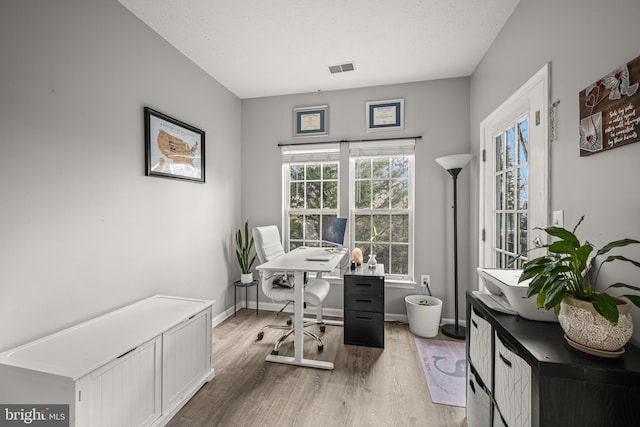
[350,140,415,281]
[282,144,341,250]
[281,139,415,283]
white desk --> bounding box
[256,247,345,370]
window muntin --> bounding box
[352,154,413,279]
[285,161,339,250]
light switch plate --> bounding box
[552,210,564,227]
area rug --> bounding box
[415,338,466,407]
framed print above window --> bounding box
[293,105,329,137]
[144,107,205,183]
[365,99,404,132]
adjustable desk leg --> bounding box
[265,270,334,370]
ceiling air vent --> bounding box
[328,62,355,74]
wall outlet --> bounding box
[420,274,430,293]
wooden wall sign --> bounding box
[579,55,640,156]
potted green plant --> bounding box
[236,221,256,283]
[519,216,640,355]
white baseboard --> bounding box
[213,300,466,329]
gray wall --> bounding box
[469,0,640,345]
[242,79,471,318]
[0,0,242,351]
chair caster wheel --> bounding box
[257,332,264,341]
[320,326,326,333]
[271,350,279,355]
[318,344,324,353]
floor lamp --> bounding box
[435,153,473,340]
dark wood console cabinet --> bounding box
[466,291,640,427]
[344,266,384,348]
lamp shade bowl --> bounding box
[435,154,473,171]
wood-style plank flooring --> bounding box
[167,309,467,427]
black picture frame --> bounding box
[144,107,205,183]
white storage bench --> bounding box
[0,295,215,427]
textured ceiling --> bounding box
[119,0,519,99]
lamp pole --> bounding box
[435,153,472,341]
[441,167,465,340]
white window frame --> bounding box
[281,144,341,250]
[349,139,415,283]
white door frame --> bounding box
[479,63,551,270]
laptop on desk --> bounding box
[305,256,332,262]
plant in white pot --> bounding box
[519,216,640,356]
[236,221,256,284]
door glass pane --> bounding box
[506,213,515,253]
[506,170,515,210]
[496,174,503,210]
[518,166,528,210]
[496,214,503,250]
[506,127,515,168]
[519,213,528,256]
[496,134,504,171]
[518,119,529,164]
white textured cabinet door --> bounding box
[162,309,211,410]
[77,337,162,427]
[469,306,492,391]
[494,332,531,427]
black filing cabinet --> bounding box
[344,266,384,348]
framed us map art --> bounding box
[144,107,205,183]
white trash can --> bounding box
[405,295,443,338]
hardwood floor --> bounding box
[167,309,467,427]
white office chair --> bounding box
[252,225,330,355]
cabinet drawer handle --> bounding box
[499,352,512,368]
[118,347,137,358]
[469,379,476,394]
[356,283,372,288]
[356,299,372,303]
[356,316,372,320]
[471,319,478,328]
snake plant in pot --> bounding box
[236,221,256,284]
[519,216,640,356]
